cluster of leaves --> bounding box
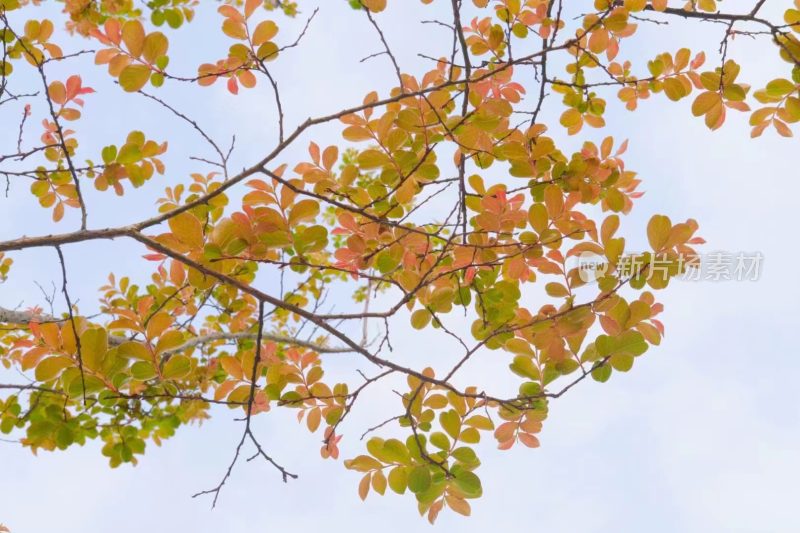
[0,0,794,523]
[1,17,62,68]
[197,2,281,94]
[92,131,168,193]
[92,18,170,92]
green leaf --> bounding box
[410,309,432,330]
[388,466,408,494]
[591,364,612,383]
[509,355,539,380]
[382,439,411,464]
[408,466,431,494]
[766,78,796,97]
[452,446,480,466]
[101,145,118,164]
[295,225,328,253]
[116,143,141,164]
[163,355,191,379]
[429,432,451,450]
[610,353,634,372]
[131,361,158,381]
[453,469,482,498]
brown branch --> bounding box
[54,246,86,405]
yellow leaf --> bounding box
[624,0,646,12]
[119,65,151,92]
[362,0,387,12]
[142,32,168,64]
[252,20,278,46]
[80,327,108,371]
[647,215,672,251]
[663,77,686,101]
[48,81,66,104]
[168,212,205,248]
[559,108,581,128]
[122,20,145,57]
[222,18,247,40]
[691,91,720,117]
[35,356,73,382]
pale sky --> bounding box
[1,2,799,532]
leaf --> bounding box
[163,355,192,379]
[222,18,247,40]
[169,212,205,248]
[440,409,461,439]
[543,184,563,218]
[610,353,634,372]
[122,20,145,57]
[408,466,431,494]
[244,0,262,18]
[131,361,158,381]
[358,473,371,500]
[288,199,320,226]
[410,309,432,330]
[606,188,625,212]
[591,364,612,383]
[559,108,581,128]
[119,65,151,92]
[647,215,672,251]
[388,466,408,494]
[692,91,720,117]
[118,341,151,361]
[518,433,540,448]
[142,32,169,64]
[35,356,73,382]
[464,415,494,431]
[766,78,796,97]
[80,327,108,371]
[663,77,686,101]
[624,0,646,12]
[357,149,388,169]
[48,81,66,104]
[116,143,141,164]
[371,470,387,495]
[252,20,278,46]
[362,0,387,12]
[528,203,548,232]
[256,42,279,61]
[453,470,482,498]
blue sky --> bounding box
[1,1,799,531]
